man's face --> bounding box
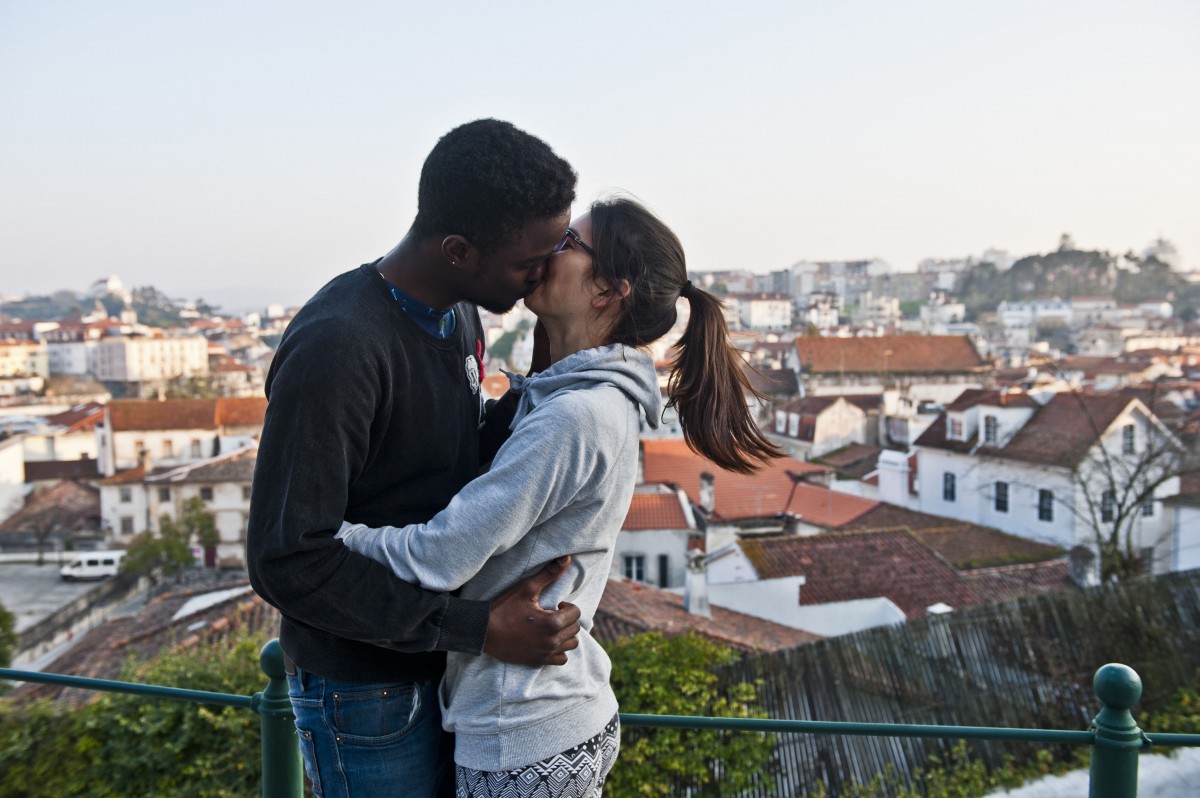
[465,212,570,314]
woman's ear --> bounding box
[593,278,631,309]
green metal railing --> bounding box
[2,640,1198,797]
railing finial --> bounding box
[1088,663,1143,798]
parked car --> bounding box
[59,551,125,581]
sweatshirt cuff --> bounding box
[434,597,490,655]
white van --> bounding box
[59,551,126,581]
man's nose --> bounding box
[528,260,548,284]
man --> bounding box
[248,119,581,798]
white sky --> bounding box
[1,1,1197,310]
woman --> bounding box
[337,196,781,797]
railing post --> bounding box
[1089,663,1143,798]
[255,639,303,798]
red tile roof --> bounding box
[793,335,989,375]
[24,459,101,482]
[988,392,1137,468]
[960,559,1074,603]
[622,488,692,530]
[738,530,982,618]
[107,397,267,431]
[0,480,100,533]
[843,503,1064,568]
[594,577,820,652]
[640,438,832,522]
[44,402,106,432]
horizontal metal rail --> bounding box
[4,650,1200,798]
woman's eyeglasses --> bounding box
[553,228,596,258]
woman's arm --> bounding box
[337,394,602,591]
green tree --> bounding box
[122,498,216,579]
[0,601,15,694]
[0,624,271,798]
[603,633,776,797]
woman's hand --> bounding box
[483,555,582,666]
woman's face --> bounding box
[524,211,601,323]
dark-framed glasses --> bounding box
[553,227,596,258]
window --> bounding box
[943,473,956,502]
[623,555,646,582]
[1142,500,1154,517]
[1038,489,1054,521]
[995,481,1009,513]
[983,415,998,445]
[200,486,214,501]
[158,487,170,502]
[949,417,963,440]
[191,439,202,458]
[120,516,134,534]
[1101,490,1115,523]
[163,439,174,458]
[243,485,252,501]
[1122,424,1135,455]
[119,487,132,503]
[658,554,670,588]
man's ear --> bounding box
[441,235,472,265]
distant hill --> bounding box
[1,285,222,328]
[955,248,1198,321]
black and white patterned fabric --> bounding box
[455,714,620,798]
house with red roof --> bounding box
[913,389,1185,581]
[612,484,697,589]
[785,334,991,405]
[770,394,880,459]
[99,445,257,565]
[20,401,105,464]
[697,529,983,637]
[97,396,266,476]
[640,438,879,541]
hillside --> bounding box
[955,248,1198,321]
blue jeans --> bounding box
[287,666,453,798]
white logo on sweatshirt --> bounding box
[465,355,480,395]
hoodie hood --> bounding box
[505,344,662,431]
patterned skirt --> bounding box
[455,714,621,798]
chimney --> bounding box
[683,552,711,618]
[699,471,714,514]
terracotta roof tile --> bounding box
[44,402,105,432]
[640,438,833,523]
[793,335,989,375]
[107,397,266,432]
[738,530,982,618]
[0,480,100,533]
[623,489,692,530]
[594,577,820,652]
[843,504,1065,568]
[960,559,1074,603]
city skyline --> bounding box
[2,1,1197,309]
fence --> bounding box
[718,569,1200,795]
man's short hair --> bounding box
[412,119,577,253]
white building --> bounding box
[100,445,256,566]
[96,396,267,476]
[611,484,696,589]
[0,340,49,379]
[92,334,209,384]
[911,390,1183,580]
[728,293,793,332]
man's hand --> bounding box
[484,555,582,666]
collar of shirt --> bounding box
[379,274,457,339]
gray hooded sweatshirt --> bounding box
[336,343,661,771]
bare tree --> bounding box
[1062,391,1197,582]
